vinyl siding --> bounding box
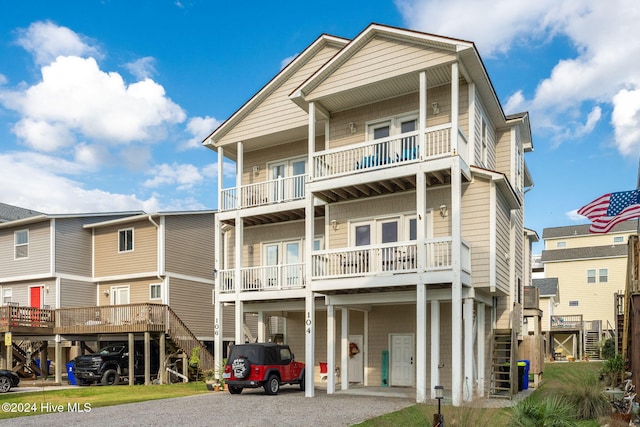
[94,220,157,277]
[495,191,511,295]
[0,279,55,308]
[462,177,491,287]
[0,221,51,278]
[308,35,456,100]
[220,44,343,145]
[55,218,93,276]
[472,97,496,169]
[545,258,625,326]
[164,214,215,278]
[495,128,512,179]
[97,277,157,306]
[168,277,214,339]
[545,233,634,250]
[59,278,96,308]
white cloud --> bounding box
[12,118,75,151]
[201,159,236,180]
[0,152,158,214]
[180,116,221,150]
[125,56,157,80]
[0,55,186,149]
[566,209,584,221]
[0,73,7,85]
[15,21,101,66]
[612,88,640,157]
[144,162,203,190]
[396,0,640,156]
[280,54,298,70]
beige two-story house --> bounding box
[205,23,534,405]
[540,220,635,360]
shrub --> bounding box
[561,374,611,419]
[601,338,616,360]
[508,396,577,427]
[601,353,625,388]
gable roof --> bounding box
[532,278,558,297]
[0,202,42,222]
[203,33,349,156]
[540,244,628,263]
[542,220,638,239]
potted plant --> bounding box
[189,347,201,379]
[203,368,217,391]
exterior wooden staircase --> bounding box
[165,306,215,373]
[490,328,515,398]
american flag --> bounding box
[577,190,640,233]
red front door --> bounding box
[30,286,43,308]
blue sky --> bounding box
[1,0,639,254]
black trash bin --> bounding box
[517,361,525,392]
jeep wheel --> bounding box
[228,385,243,394]
[101,369,119,386]
[264,374,280,395]
[299,370,305,391]
[0,376,11,393]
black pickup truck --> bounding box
[73,342,159,386]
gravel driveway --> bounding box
[1,386,415,427]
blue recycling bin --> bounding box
[518,360,530,390]
[66,362,77,385]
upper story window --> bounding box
[599,268,608,283]
[367,114,418,141]
[118,228,134,253]
[2,288,12,305]
[569,300,579,307]
[556,241,566,248]
[480,119,488,166]
[614,236,624,244]
[14,229,29,259]
[587,269,596,284]
[150,283,162,300]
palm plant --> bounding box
[508,396,577,427]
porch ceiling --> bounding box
[314,64,453,113]
[221,206,325,227]
[313,170,453,203]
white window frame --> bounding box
[366,112,419,141]
[118,228,134,253]
[614,236,624,244]
[587,269,596,284]
[349,213,421,246]
[2,288,12,305]
[481,118,488,166]
[14,229,29,259]
[556,241,566,248]
[569,300,579,307]
[149,283,162,300]
[599,268,608,283]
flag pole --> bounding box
[637,157,640,235]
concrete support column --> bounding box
[463,298,474,401]
[477,302,486,396]
[327,304,336,394]
[416,283,427,402]
[40,342,49,376]
[430,300,440,399]
[235,301,244,345]
[128,333,135,385]
[257,311,266,342]
[159,333,166,384]
[304,292,315,397]
[341,308,349,391]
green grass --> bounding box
[0,382,209,420]
[357,362,609,427]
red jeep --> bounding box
[223,343,305,395]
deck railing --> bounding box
[220,175,307,211]
[55,303,167,334]
[0,305,55,329]
[550,314,584,331]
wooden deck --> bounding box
[0,306,55,334]
[54,303,167,335]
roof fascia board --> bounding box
[471,166,521,209]
[204,34,348,148]
[83,214,161,229]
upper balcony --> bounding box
[219,121,469,212]
[218,237,471,295]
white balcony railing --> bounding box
[313,124,458,180]
[220,175,307,212]
[219,238,470,293]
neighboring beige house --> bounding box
[539,220,636,360]
[205,23,535,405]
[0,207,218,383]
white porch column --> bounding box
[450,61,463,406]
[308,102,316,179]
[463,298,474,401]
[430,300,440,399]
[477,302,486,396]
[419,70,427,159]
[236,142,243,208]
[257,311,266,342]
[416,283,427,402]
[305,293,315,397]
[235,300,244,345]
[341,307,349,390]
[363,310,369,386]
[214,215,223,371]
[54,334,62,384]
[327,303,336,394]
[217,146,224,203]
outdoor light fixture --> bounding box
[439,204,448,218]
[212,269,218,278]
[432,101,440,115]
[349,122,356,134]
[103,290,110,297]
[331,219,338,231]
[252,165,260,175]
[434,385,444,427]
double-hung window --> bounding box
[150,284,162,300]
[587,269,596,284]
[15,229,28,259]
[119,228,134,252]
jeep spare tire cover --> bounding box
[232,357,250,379]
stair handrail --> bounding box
[165,305,215,371]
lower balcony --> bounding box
[219,238,470,294]
[550,315,583,331]
[0,305,55,333]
